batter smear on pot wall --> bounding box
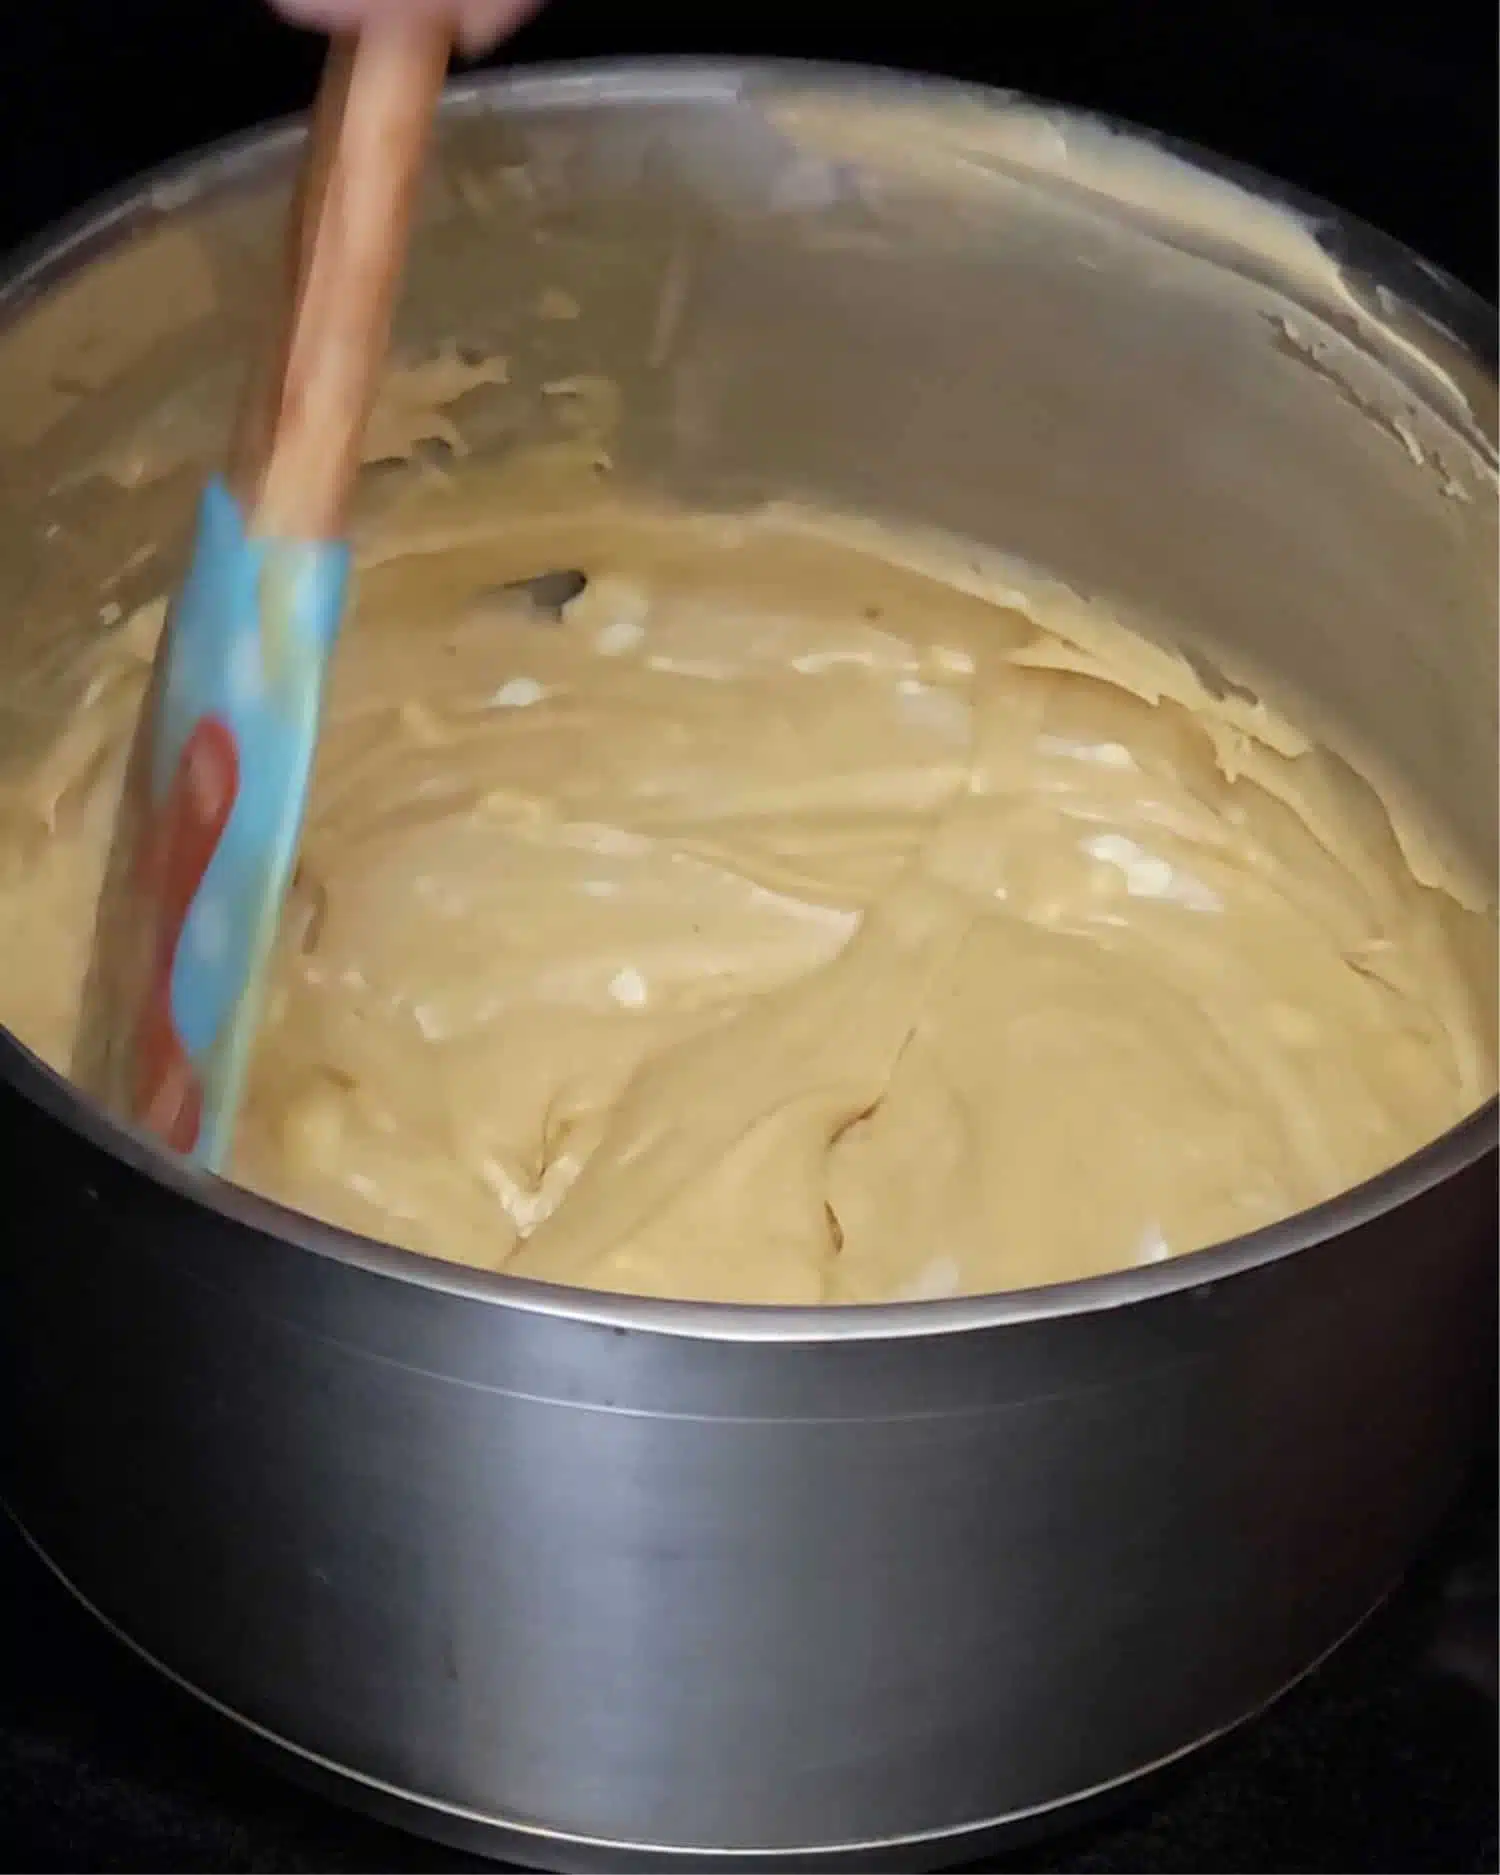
[0,359,1493,1305]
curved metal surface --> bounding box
[0,61,1495,1865]
[0,1508,1412,1870]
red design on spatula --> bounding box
[130,719,239,1152]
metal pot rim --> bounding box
[2,57,1494,1343]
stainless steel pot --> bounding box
[0,62,1495,1871]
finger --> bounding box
[271,0,542,54]
[454,0,544,56]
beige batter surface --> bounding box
[0,429,1493,1303]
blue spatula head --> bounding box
[75,476,349,1169]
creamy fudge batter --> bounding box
[0,387,1493,1304]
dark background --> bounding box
[0,0,1496,300]
[0,1,1495,1871]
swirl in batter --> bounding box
[0,438,1492,1303]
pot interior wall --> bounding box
[0,74,1494,895]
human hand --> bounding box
[269,0,544,56]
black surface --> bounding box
[0,2,1496,1870]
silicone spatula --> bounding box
[74,21,450,1170]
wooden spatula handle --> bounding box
[230,21,450,539]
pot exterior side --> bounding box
[2,1072,1494,1858]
